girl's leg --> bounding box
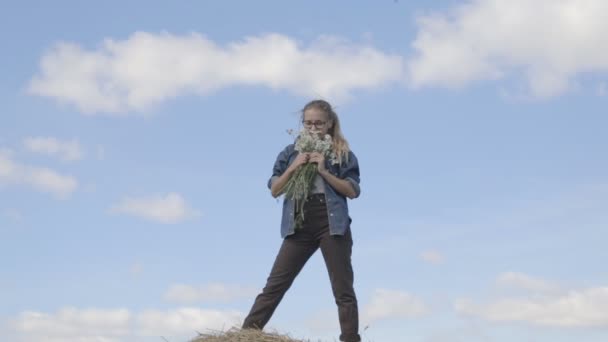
[319,228,361,342]
[242,234,318,330]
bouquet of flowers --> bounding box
[281,129,337,229]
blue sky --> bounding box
[1,1,608,341]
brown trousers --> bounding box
[242,193,361,342]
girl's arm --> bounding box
[270,167,295,198]
[309,151,361,199]
[319,169,357,199]
[270,152,310,198]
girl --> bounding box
[241,99,362,342]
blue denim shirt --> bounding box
[268,143,361,238]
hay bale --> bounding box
[189,326,312,342]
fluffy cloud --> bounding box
[8,306,244,342]
[136,307,243,336]
[0,148,78,198]
[455,273,608,328]
[109,192,201,224]
[165,283,259,304]
[11,307,130,342]
[496,271,561,294]
[419,249,445,265]
[29,32,404,114]
[23,137,84,161]
[361,288,429,324]
[306,288,429,333]
[407,0,608,97]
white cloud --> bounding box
[135,307,243,336]
[0,148,78,198]
[165,283,259,304]
[109,192,201,224]
[361,288,429,324]
[23,137,84,161]
[407,0,608,97]
[307,289,430,334]
[496,271,561,294]
[7,306,244,342]
[419,249,445,265]
[29,32,404,114]
[0,148,16,177]
[11,307,130,342]
[455,273,608,328]
[27,167,78,198]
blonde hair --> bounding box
[301,99,351,165]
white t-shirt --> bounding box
[311,173,325,194]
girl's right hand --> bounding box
[287,152,309,173]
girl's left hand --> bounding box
[308,152,326,173]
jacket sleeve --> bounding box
[338,151,361,198]
[267,145,291,190]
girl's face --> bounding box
[302,108,332,138]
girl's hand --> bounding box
[287,152,310,173]
[308,152,326,173]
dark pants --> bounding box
[242,193,361,342]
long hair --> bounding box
[301,99,351,165]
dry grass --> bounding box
[188,326,314,342]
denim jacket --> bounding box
[268,143,361,238]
